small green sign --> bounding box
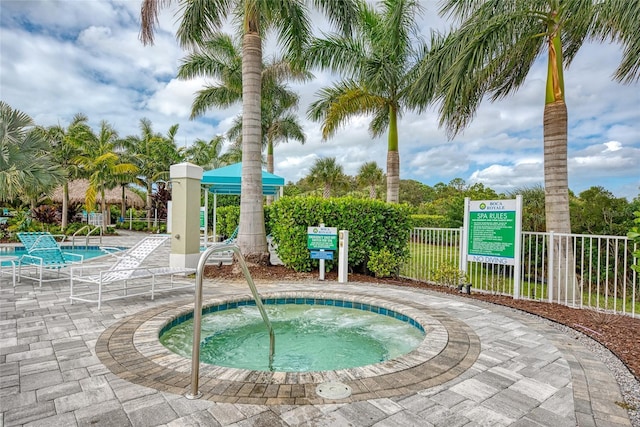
[307,226,338,250]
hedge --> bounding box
[268,197,412,273]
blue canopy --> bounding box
[201,163,285,196]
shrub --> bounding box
[432,262,468,287]
[216,205,240,239]
[32,205,58,224]
[367,247,404,278]
[268,197,412,273]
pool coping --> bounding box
[96,290,480,405]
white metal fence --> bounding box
[401,228,639,317]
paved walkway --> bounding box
[0,231,634,426]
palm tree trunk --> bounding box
[61,182,69,230]
[101,188,108,229]
[387,151,399,203]
[369,184,376,199]
[121,184,126,224]
[146,181,153,230]
[386,107,399,203]
[544,100,576,304]
[323,184,331,199]
[266,141,274,205]
[238,32,269,265]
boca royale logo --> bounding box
[479,201,506,211]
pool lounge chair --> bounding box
[17,232,83,286]
[70,234,196,309]
[203,226,238,265]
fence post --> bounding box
[512,195,523,300]
[548,231,554,303]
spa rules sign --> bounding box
[465,199,522,266]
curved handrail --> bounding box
[71,225,103,248]
[186,244,275,399]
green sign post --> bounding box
[307,226,338,250]
[465,199,520,266]
[463,197,523,298]
[307,225,337,281]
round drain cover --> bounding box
[316,381,352,399]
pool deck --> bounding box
[0,231,635,426]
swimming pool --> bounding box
[0,245,126,266]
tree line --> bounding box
[1,100,637,239]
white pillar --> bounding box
[169,162,203,269]
[338,230,349,283]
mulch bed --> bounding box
[204,263,640,381]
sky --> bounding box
[1,0,639,201]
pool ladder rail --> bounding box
[70,225,103,248]
[186,243,275,400]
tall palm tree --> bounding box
[417,0,640,303]
[308,157,348,199]
[357,161,383,199]
[46,113,90,230]
[123,118,183,228]
[0,101,65,205]
[306,0,429,204]
[72,121,138,229]
[140,0,358,264]
[226,85,306,205]
[225,79,307,175]
[178,32,309,204]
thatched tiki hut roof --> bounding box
[51,180,145,209]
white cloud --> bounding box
[469,163,543,194]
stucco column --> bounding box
[170,162,203,269]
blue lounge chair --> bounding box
[17,232,84,286]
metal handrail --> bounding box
[71,225,103,248]
[186,244,275,399]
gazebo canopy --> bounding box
[201,162,285,196]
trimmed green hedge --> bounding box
[215,205,240,239]
[268,197,412,272]
[215,205,273,239]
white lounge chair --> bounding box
[70,235,195,309]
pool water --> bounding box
[160,304,425,372]
[0,246,125,266]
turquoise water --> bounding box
[160,304,425,372]
[0,246,125,266]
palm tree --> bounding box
[0,102,65,205]
[185,135,226,170]
[72,121,138,229]
[225,79,307,175]
[140,0,358,264]
[178,33,309,204]
[357,161,383,199]
[418,0,640,303]
[308,157,348,199]
[123,118,183,228]
[306,0,430,204]
[46,114,90,230]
